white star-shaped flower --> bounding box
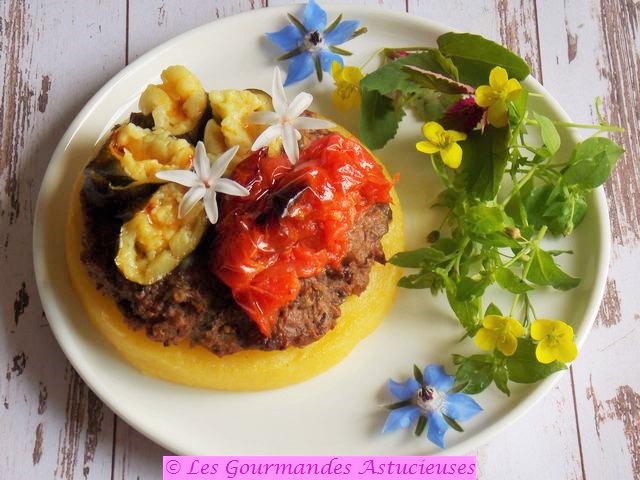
[156,141,249,224]
[247,67,335,165]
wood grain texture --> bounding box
[1,1,638,479]
[0,0,125,478]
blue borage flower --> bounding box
[266,0,367,86]
[383,364,482,448]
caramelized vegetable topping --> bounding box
[115,183,207,285]
[211,133,393,337]
[139,65,207,136]
[114,123,193,182]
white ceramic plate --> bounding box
[33,5,609,455]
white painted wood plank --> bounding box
[538,1,640,478]
[127,0,268,62]
[0,0,125,478]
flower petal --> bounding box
[291,116,335,130]
[155,169,199,187]
[342,65,364,84]
[302,0,327,32]
[474,328,497,351]
[282,122,299,165]
[416,140,440,155]
[531,319,555,341]
[422,121,444,142]
[446,130,467,142]
[382,406,421,434]
[209,145,239,181]
[535,340,558,364]
[178,185,206,219]
[215,177,250,197]
[443,393,483,421]
[193,141,210,179]
[203,188,219,224]
[489,66,509,90]
[266,25,303,52]
[284,52,315,86]
[497,333,518,356]
[423,365,454,392]
[440,142,463,169]
[286,92,313,119]
[388,378,420,401]
[426,411,448,449]
[556,341,578,363]
[487,100,508,127]
[504,78,522,101]
[246,111,280,126]
[318,49,343,72]
[272,66,288,115]
[324,19,359,46]
[507,317,525,338]
[474,85,495,108]
[331,60,342,80]
[252,125,282,151]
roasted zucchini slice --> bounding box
[138,65,209,143]
[205,89,281,171]
[115,183,207,285]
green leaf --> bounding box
[458,127,510,201]
[447,288,482,334]
[456,275,493,301]
[506,338,566,383]
[437,32,530,86]
[442,414,464,432]
[493,362,511,396]
[562,137,624,189]
[454,355,495,394]
[485,302,503,316]
[404,65,473,94]
[359,89,404,149]
[407,89,459,123]
[544,193,588,236]
[414,364,424,384]
[532,112,561,155]
[495,267,534,294]
[390,247,446,267]
[472,232,520,248]
[397,272,435,289]
[466,205,506,234]
[526,247,581,290]
[508,89,529,126]
[415,415,427,436]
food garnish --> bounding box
[248,67,335,165]
[266,0,366,85]
[342,32,623,416]
[383,364,482,448]
[156,141,249,224]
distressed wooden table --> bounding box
[1,1,638,478]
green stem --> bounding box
[525,118,624,132]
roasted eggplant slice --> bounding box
[115,183,208,285]
[138,65,209,143]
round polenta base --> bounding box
[65,163,404,391]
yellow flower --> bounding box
[531,319,578,364]
[416,122,467,169]
[475,66,522,128]
[474,314,525,356]
[331,61,364,110]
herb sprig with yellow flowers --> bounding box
[349,33,624,396]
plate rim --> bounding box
[32,4,611,455]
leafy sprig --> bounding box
[359,33,624,396]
